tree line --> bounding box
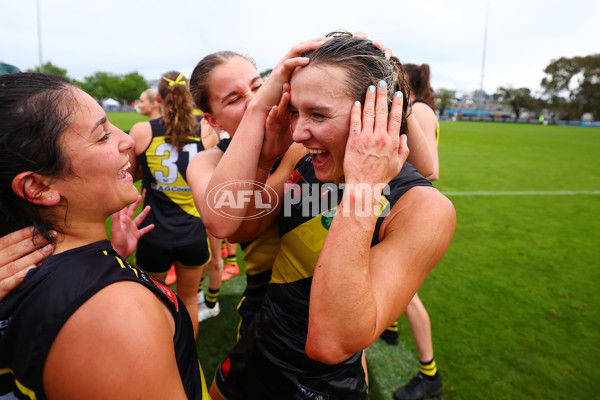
[27,62,149,105]
[26,53,599,120]
[435,54,599,121]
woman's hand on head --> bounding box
[0,227,55,301]
[110,195,154,259]
[344,81,409,190]
[352,31,393,59]
[259,83,293,170]
[254,37,331,110]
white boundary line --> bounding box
[442,190,600,196]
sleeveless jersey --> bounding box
[137,118,207,246]
[239,155,432,399]
[0,240,209,400]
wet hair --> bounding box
[0,72,78,242]
[157,71,198,151]
[190,51,256,114]
[299,31,412,135]
[405,63,436,111]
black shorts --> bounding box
[135,236,211,274]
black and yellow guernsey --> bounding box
[137,118,207,246]
[0,240,210,399]
[215,155,432,400]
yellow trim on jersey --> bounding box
[271,207,332,284]
[272,194,391,284]
[146,136,201,217]
[242,224,280,275]
[0,368,37,400]
[197,361,211,399]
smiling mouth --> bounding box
[305,147,326,155]
[118,161,131,173]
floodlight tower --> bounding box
[478,0,491,119]
[36,0,44,72]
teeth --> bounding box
[306,148,326,155]
[119,161,131,173]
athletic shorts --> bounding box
[135,236,211,274]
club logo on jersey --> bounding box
[206,180,279,220]
[320,209,336,231]
[150,277,179,311]
[296,384,330,400]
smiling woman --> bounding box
[0,73,210,399]
[203,31,456,400]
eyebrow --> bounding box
[92,116,107,133]
[220,76,262,104]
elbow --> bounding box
[305,338,349,366]
[203,219,232,239]
[426,171,439,182]
[305,330,360,365]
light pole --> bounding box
[478,0,490,119]
[36,0,44,72]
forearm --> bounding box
[306,188,380,363]
[202,103,273,237]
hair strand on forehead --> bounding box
[299,30,412,135]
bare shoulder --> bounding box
[411,102,437,124]
[187,146,224,181]
[381,186,455,238]
[43,281,185,399]
[129,121,153,155]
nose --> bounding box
[291,117,311,143]
[117,126,134,152]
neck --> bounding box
[52,221,108,255]
[148,110,162,120]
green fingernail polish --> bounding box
[355,100,360,107]
[369,86,375,93]
[396,91,403,98]
[379,80,386,88]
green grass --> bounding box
[109,116,600,399]
[106,111,146,132]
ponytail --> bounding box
[158,71,198,151]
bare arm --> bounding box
[126,121,153,181]
[405,112,436,179]
[200,38,329,239]
[410,103,439,181]
[43,281,188,399]
[0,227,54,301]
[305,81,455,364]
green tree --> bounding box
[27,61,68,77]
[436,88,455,116]
[78,71,148,104]
[541,54,600,119]
[260,68,272,80]
[494,87,536,120]
[114,72,149,104]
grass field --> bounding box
[108,113,600,399]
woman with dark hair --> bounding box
[203,31,456,399]
[127,71,215,336]
[0,72,210,399]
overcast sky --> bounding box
[2,0,598,96]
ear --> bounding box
[11,172,61,206]
[156,92,163,104]
[202,113,224,131]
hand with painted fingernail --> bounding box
[344,80,409,190]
